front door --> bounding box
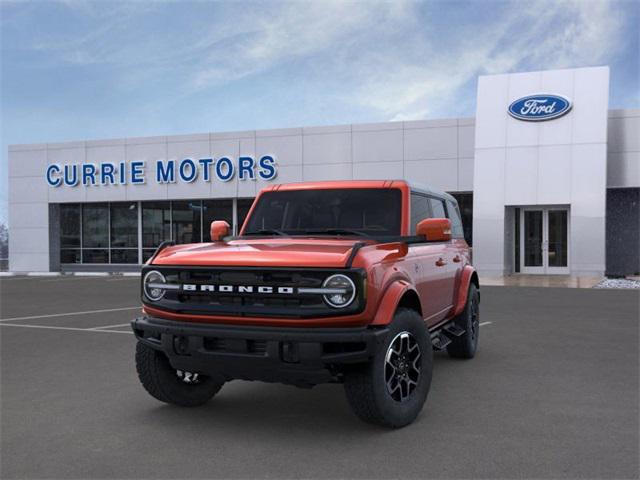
[520,208,569,274]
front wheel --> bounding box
[135,342,224,407]
[344,308,433,428]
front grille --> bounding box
[143,266,365,319]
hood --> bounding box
[151,238,372,268]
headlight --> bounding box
[143,270,166,301]
[322,274,356,308]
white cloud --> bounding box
[189,1,415,90]
[350,0,626,121]
[7,0,630,121]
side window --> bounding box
[410,193,431,234]
[445,199,464,238]
[429,198,446,219]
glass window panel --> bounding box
[142,202,171,248]
[450,193,473,246]
[524,210,543,267]
[110,202,138,248]
[202,199,233,241]
[445,199,464,239]
[548,210,568,267]
[82,249,109,263]
[110,249,139,264]
[60,204,81,248]
[410,194,431,234]
[142,249,157,263]
[82,204,109,248]
[429,198,446,219]
[243,189,402,235]
[514,208,520,273]
[60,249,81,263]
[172,201,202,244]
[237,198,254,233]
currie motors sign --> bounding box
[46,155,277,187]
[508,94,572,121]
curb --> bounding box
[71,272,110,277]
[1,271,141,277]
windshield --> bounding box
[243,188,402,236]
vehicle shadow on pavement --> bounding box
[131,353,459,435]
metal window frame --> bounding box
[64,198,252,266]
[232,198,238,236]
[137,201,142,264]
[200,199,204,242]
[79,203,83,263]
[107,202,111,264]
[58,203,83,264]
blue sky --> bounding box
[1,0,638,225]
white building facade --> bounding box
[8,66,640,277]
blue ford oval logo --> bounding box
[508,94,572,121]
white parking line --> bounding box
[1,320,494,336]
[0,306,141,322]
[0,323,133,334]
[0,276,44,281]
[41,276,105,283]
[89,323,131,330]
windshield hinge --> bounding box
[345,242,366,268]
[149,240,175,264]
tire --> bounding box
[447,283,480,359]
[135,341,224,407]
[344,308,433,428]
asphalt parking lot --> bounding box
[0,276,638,479]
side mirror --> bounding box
[416,218,451,242]
[210,220,230,242]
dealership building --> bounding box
[7,66,640,277]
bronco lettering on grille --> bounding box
[182,284,295,294]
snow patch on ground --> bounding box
[593,278,640,289]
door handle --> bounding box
[453,255,462,263]
[435,258,447,267]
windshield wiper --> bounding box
[243,229,288,236]
[303,228,369,237]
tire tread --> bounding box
[344,308,432,428]
[135,342,223,407]
[447,284,479,359]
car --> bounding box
[131,180,480,428]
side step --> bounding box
[431,332,452,351]
[430,322,466,351]
[443,323,465,337]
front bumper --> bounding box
[131,316,389,387]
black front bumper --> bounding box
[131,316,389,386]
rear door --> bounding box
[444,198,467,296]
[427,196,458,314]
[409,193,452,326]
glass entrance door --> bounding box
[519,208,569,274]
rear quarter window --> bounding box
[410,193,431,234]
[429,198,446,219]
[445,199,464,239]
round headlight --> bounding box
[143,270,166,301]
[322,274,356,308]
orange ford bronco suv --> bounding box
[131,180,480,427]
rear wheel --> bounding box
[344,308,433,428]
[447,283,480,359]
[135,341,224,407]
